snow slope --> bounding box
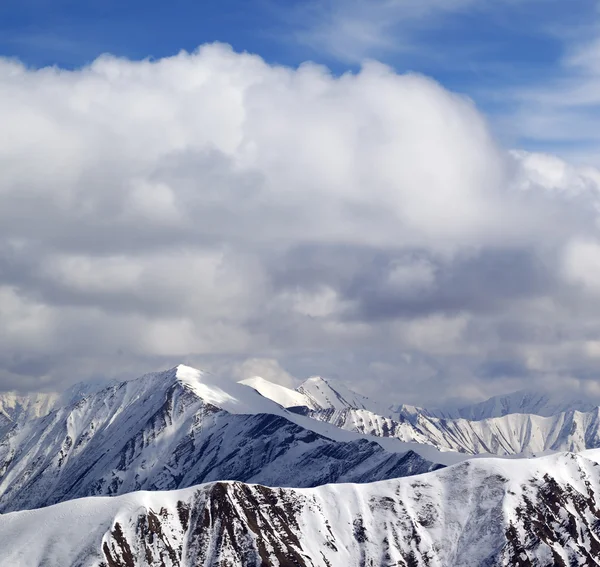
[296,376,399,417]
[239,376,317,410]
[3,451,600,566]
[0,365,443,513]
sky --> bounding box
[3,0,600,406]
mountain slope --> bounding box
[238,376,317,410]
[303,402,600,456]
[296,376,383,412]
[0,365,441,513]
[411,408,600,455]
[3,451,600,566]
[0,378,119,425]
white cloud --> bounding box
[2,44,600,404]
[562,239,600,293]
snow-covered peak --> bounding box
[238,376,317,410]
[296,376,389,414]
[116,364,291,417]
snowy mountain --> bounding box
[0,379,118,425]
[308,404,600,456]
[241,375,600,457]
[414,409,600,455]
[296,376,386,412]
[0,365,442,513]
[3,450,600,566]
[0,391,59,423]
[421,389,600,420]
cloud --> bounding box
[2,43,600,405]
[293,0,478,63]
[499,16,600,163]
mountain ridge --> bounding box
[240,374,600,457]
[3,450,600,566]
[0,365,443,513]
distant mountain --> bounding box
[4,450,600,566]
[241,376,600,456]
[296,375,387,412]
[0,378,118,425]
[0,391,59,423]
[425,389,600,420]
[0,365,441,513]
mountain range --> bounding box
[3,449,600,566]
[4,364,600,565]
[0,365,442,513]
[242,374,600,456]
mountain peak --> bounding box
[297,375,378,412]
[173,363,205,385]
[299,375,344,391]
[303,375,327,383]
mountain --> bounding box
[0,365,442,513]
[0,378,118,426]
[311,404,600,456]
[3,450,600,566]
[416,409,600,455]
[296,376,387,412]
[240,375,600,457]
[422,389,600,420]
[0,391,59,423]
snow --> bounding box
[5,365,600,565]
[242,374,600,458]
[0,364,455,513]
[174,365,290,416]
[0,391,60,422]
[297,376,389,414]
[239,376,316,409]
[2,451,600,566]
[8,363,600,518]
[7,364,600,565]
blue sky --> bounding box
[1,0,600,160]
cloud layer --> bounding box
[2,44,600,405]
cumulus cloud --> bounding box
[2,43,600,405]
